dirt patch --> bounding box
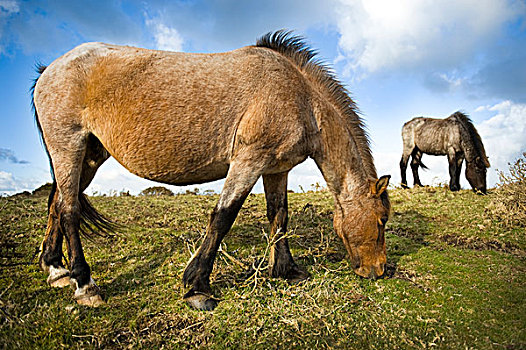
[437,234,524,256]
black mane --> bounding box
[449,111,490,167]
[256,30,376,177]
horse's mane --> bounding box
[256,30,376,178]
[448,111,490,167]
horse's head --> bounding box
[466,156,489,194]
[334,175,391,279]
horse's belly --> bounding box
[119,155,230,186]
[420,149,447,156]
[145,162,230,185]
[415,139,447,156]
[102,134,231,186]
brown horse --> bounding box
[400,111,490,193]
[33,31,391,310]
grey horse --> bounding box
[400,111,489,193]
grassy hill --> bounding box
[0,185,524,349]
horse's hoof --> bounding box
[184,292,219,311]
[47,266,70,288]
[50,276,71,288]
[286,266,310,284]
[72,277,104,307]
[76,294,105,307]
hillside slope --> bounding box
[0,187,524,349]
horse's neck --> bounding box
[312,101,370,201]
[458,128,477,162]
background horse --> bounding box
[400,111,490,193]
[33,31,390,311]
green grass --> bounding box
[0,187,524,349]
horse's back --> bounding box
[402,116,462,155]
[34,43,315,185]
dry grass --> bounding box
[486,152,526,227]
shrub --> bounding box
[139,186,175,196]
[486,152,526,227]
[31,183,53,197]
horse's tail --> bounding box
[32,64,116,238]
[31,64,54,212]
[418,159,429,170]
[78,194,116,237]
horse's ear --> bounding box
[476,156,491,168]
[369,175,390,197]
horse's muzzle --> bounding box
[354,263,385,280]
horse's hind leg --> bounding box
[411,150,424,187]
[183,159,262,310]
[39,134,109,292]
[263,173,309,282]
[39,185,70,288]
[43,130,107,306]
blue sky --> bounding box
[1,0,525,195]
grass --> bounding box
[0,187,525,349]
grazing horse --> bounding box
[33,31,391,310]
[400,111,489,193]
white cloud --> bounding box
[147,19,184,52]
[0,170,16,193]
[1,1,144,56]
[476,100,526,184]
[0,147,28,164]
[0,0,19,13]
[288,159,326,192]
[147,0,331,52]
[85,158,225,195]
[0,0,19,54]
[0,170,43,196]
[334,0,521,77]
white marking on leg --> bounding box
[38,241,48,273]
[47,266,70,287]
[73,277,104,307]
[73,277,97,298]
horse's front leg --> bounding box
[183,163,260,310]
[263,173,309,283]
[455,155,463,190]
[448,154,460,191]
[49,141,104,307]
